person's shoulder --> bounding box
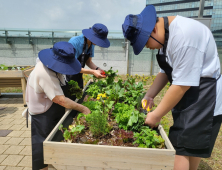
[68,34,84,45]
[168,16,186,53]
[171,15,210,39]
[169,16,210,53]
[34,61,56,79]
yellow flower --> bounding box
[69,125,75,129]
[97,93,103,97]
[102,94,106,98]
[97,97,100,100]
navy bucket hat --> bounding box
[122,5,156,55]
[82,23,110,48]
[38,41,81,75]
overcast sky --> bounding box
[0,0,146,31]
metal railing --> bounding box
[0,29,221,75]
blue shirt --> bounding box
[68,34,95,59]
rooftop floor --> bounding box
[0,97,32,170]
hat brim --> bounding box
[132,5,156,55]
[82,29,110,48]
[38,49,81,75]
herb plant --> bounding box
[85,110,110,137]
[133,126,165,148]
[68,80,83,99]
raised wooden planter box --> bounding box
[44,80,175,170]
[0,70,27,105]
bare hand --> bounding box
[93,70,106,79]
[81,106,91,115]
[141,96,155,111]
[144,111,161,128]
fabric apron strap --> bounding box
[163,16,169,55]
[216,74,221,81]
[78,36,92,68]
[156,17,173,83]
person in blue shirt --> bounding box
[67,23,110,98]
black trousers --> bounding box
[31,103,65,170]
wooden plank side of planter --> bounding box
[44,141,174,170]
[51,164,174,170]
[52,164,119,170]
[0,78,21,87]
[0,70,23,78]
[158,125,174,150]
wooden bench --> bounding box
[0,70,27,106]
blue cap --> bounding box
[82,23,110,48]
[38,41,81,75]
[122,5,157,55]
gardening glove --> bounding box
[93,70,106,79]
[141,97,154,112]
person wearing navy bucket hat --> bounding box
[25,41,91,170]
[68,23,110,100]
[123,5,222,170]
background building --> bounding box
[146,0,222,33]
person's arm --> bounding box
[81,57,105,78]
[146,72,169,98]
[85,57,99,70]
[145,85,190,128]
[80,68,105,78]
[142,72,169,109]
[52,95,91,115]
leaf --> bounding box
[128,110,139,126]
[63,130,71,140]
[118,88,125,97]
[77,113,86,121]
[58,124,63,130]
[106,101,115,109]
[71,125,85,134]
[105,89,112,96]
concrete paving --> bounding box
[0,98,32,170]
[0,97,56,170]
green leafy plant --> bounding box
[0,64,8,70]
[86,83,101,98]
[114,103,146,132]
[85,110,110,137]
[133,126,165,148]
[123,77,146,106]
[68,80,83,99]
[59,124,85,142]
[104,67,118,84]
